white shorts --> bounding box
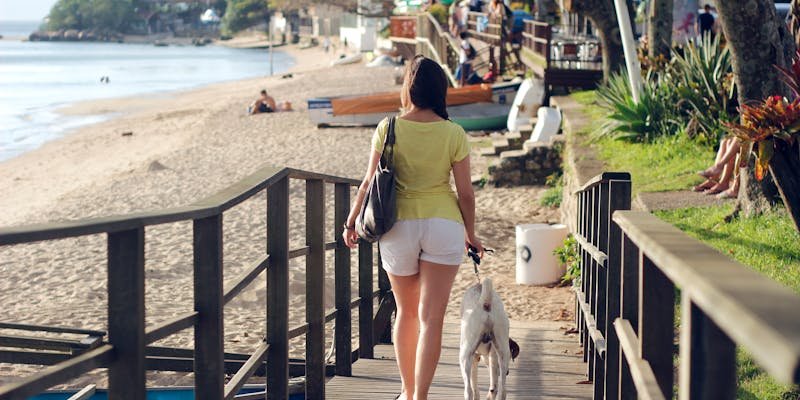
[379,218,466,276]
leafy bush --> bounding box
[47,0,135,32]
[540,172,563,207]
[596,35,735,144]
[554,236,579,285]
[428,4,449,26]
[596,72,681,142]
[221,0,269,34]
[670,34,736,143]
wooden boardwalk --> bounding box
[327,320,592,399]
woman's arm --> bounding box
[343,149,382,248]
[452,155,483,255]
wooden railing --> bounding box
[466,11,507,75]
[0,166,394,400]
[415,13,460,86]
[575,172,800,399]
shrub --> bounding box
[554,236,579,285]
[596,71,681,142]
[428,4,449,26]
[669,34,736,143]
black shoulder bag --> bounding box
[356,117,398,243]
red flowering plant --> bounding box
[723,96,800,180]
[723,51,800,181]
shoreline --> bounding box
[0,43,337,227]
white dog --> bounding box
[459,278,520,400]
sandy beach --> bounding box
[0,44,573,389]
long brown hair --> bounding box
[400,55,449,120]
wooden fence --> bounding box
[575,172,800,399]
[0,166,395,400]
[414,13,460,86]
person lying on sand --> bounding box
[249,89,292,114]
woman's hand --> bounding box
[343,227,359,248]
[466,234,484,259]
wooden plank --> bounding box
[144,312,198,344]
[326,321,592,399]
[66,384,96,400]
[678,296,736,400]
[619,233,640,398]
[266,176,290,400]
[639,255,674,399]
[614,210,800,384]
[334,183,353,377]
[107,228,146,400]
[193,215,225,400]
[614,319,666,400]
[289,246,310,259]
[306,178,326,400]
[0,345,113,400]
[0,335,89,353]
[0,323,105,338]
[223,255,270,305]
[573,233,608,266]
[604,179,631,400]
[224,342,270,400]
[358,240,374,359]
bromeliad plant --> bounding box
[724,51,800,181]
[723,96,800,180]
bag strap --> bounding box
[381,117,397,169]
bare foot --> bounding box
[698,165,723,180]
[716,186,738,199]
[705,182,730,195]
[692,180,715,192]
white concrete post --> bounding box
[613,0,643,103]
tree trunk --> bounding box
[769,140,800,231]
[566,0,625,80]
[648,0,673,59]
[715,0,799,220]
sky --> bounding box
[0,0,57,21]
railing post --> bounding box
[334,183,353,376]
[193,215,224,400]
[639,255,675,399]
[359,239,375,359]
[678,296,736,400]
[305,179,325,400]
[267,176,290,400]
[586,185,598,378]
[619,233,639,399]
[592,181,611,399]
[107,227,146,400]
[576,190,584,341]
[604,180,631,400]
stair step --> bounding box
[491,138,510,155]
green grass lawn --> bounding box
[656,205,800,399]
[568,91,715,194]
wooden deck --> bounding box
[327,320,592,399]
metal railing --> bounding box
[0,165,395,400]
[575,172,800,399]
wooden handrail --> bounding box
[575,172,800,399]
[0,166,359,246]
[613,210,800,384]
[0,164,388,400]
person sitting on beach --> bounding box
[694,136,741,198]
[249,89,292,114]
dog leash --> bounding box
[467,245,494,284]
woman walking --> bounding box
[343,55,484,400]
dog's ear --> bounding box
[509,338,520,361]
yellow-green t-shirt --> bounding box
[371,117,471,224]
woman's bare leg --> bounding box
[707,154,737,194]
[388,272,421,400]
[414,261,459,400]
[701,138,740,178]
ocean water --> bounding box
[0,21,294,162]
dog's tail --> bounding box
[480,278,493,312]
